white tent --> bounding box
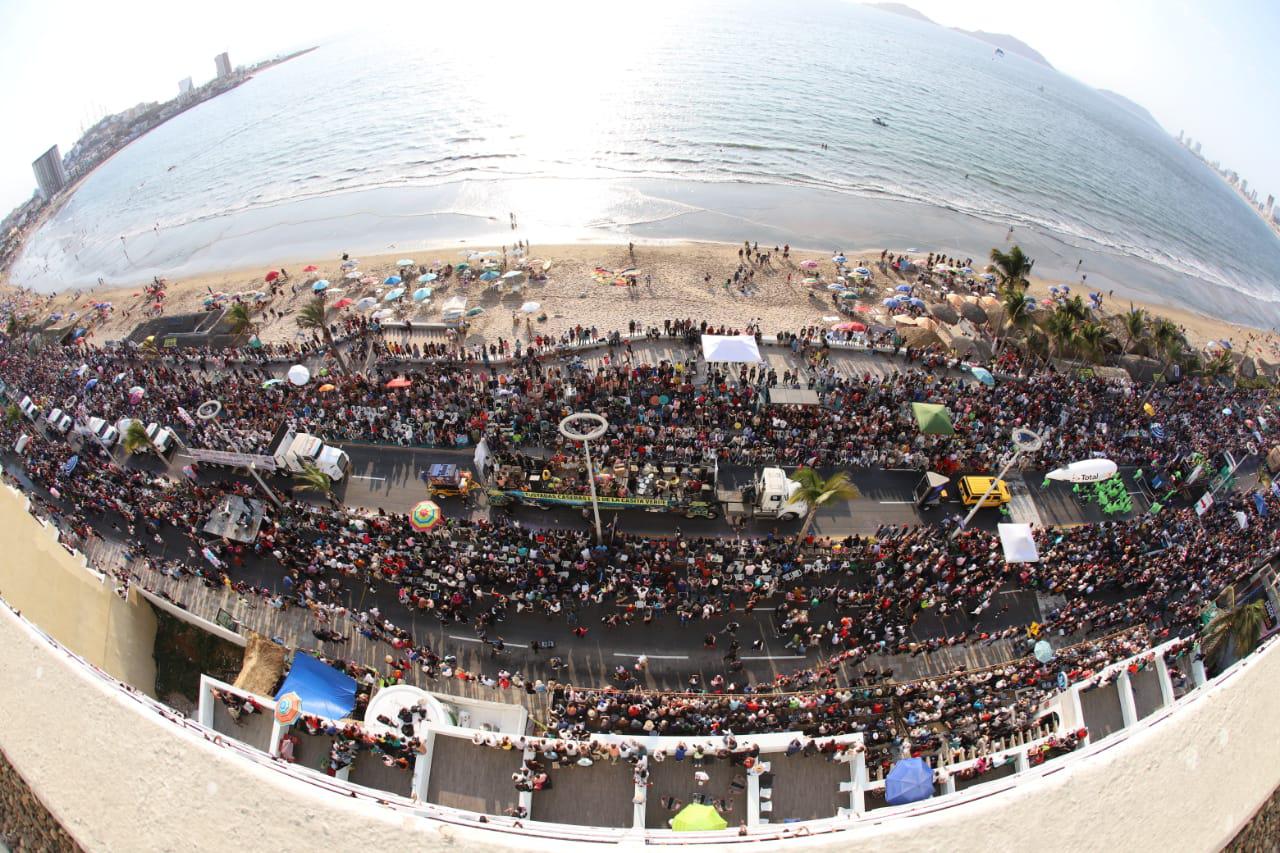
[701,334,763,363]
[998,523,1040,563]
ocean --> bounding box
[13,0,1280,326]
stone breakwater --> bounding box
[0,748,82,853]
[1224,782,1280,853]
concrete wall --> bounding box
[3,586,1279,852]
[0,484,156,693]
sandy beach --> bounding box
[4,240,1278,364]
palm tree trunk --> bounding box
[797,507,819,541]
[322,328,350,374]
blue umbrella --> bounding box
[895,284,912,293]
[479,270,500,281]
[384,275,402,285]
[854,267,871,275]
[61,455,79,476]
[84,377,99,390]
[970,366,996,386]
[832,255,847,264]
[1034,639,1055,663]
[885,757,934,805]
[312,279,329,292]
[908,297,926,308]
[384,288,405,302]
[417,273,437,283]
[412,287,432,302]
[883,297,901,307]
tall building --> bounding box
[1241,179,1248,195]
[1193,141,1202,154]
[178,77,194,99]
[31,145,67,199]
[1266,195,1274,217]
[215,52,231,78]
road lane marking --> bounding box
[740,655,807,661]
[447,634,528,649]
[350,475,387,481]
[612,653,689,660]
[878,500,913,504]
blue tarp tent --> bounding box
[885,757,934,805]
[276,652,356,721]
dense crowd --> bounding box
[0,327,1274,765]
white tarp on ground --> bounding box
[998,523,1040,563]
[702,334,763,363]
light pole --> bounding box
[949,427,1043,540]
[197,399,282,508]
[559,412,609,544]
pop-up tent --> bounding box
[701,334,762,363]
[885,757,934,805]
[671,802,728,832]
[275,652,356,721]
[911,402,954,435]
[998,523,1040,563]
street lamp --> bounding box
[559,412,609,544]
[197,399,282,508]
[949,426,1043,540]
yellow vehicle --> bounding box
[958,476,1011,507]
[424,464,475,498]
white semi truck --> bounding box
[186,421,351,481]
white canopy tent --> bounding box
[701,334,763,363]
[997,523,1040,563]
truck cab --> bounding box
[146,422,175,455]
[752,467,806,520]
[83,416,119,449]
[46,408,73,434]
[283,433,350,481]
[18,396,39,421]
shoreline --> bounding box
[4,239,1276,364]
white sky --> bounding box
[0,0,1276,213]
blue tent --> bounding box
[969,366,996,386]
[885,757,934,805]
[276,652,356,721]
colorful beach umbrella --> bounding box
[385,376,412,389]
[854,267,872,276]
[834,321,867,332]
[671,803,727,832]
[264,270,280,282]
[519,301,540,314]
[465,307,485,317]
[312,280,329,292]
[384,288,405,301]
[384,275,402,285]
[799,260,819,270]
[274,692,303,725]
[355,297,377,312]
[409,500,442,531]
[479,270,500,281]
[969,366,996,386]
[417,272,437,283]
[397,258,415,267]
[344,271,362,280]
[896,284,913,293]
[317,383,336,393]
[128,385,145,404]
[332,297,354,309]
[912,402,954,435]
[412,287,432,302]
[885,758,934,805]
[303,265,319,273]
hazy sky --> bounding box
[1,0,1277,215]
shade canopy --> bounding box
[998,522,1041,563]
[885,757,934,805]
[702,334,762,363]
[671,803,728,832]
[969,366,996,386]
[911,402,954,435]
[276,652,356,722]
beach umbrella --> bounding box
[1034,640,1055,663]
[128,385,145,404]
[854,304,872,313]
[980,272,996,282]
[908,297,926,308]
[670,803,727,832]
[519,301,541,314]
[409,499,442,531]
[340,259,358,269]
[61,455,80,476]
[344,271,362,280]
[824,282,844,292]
[1045,459,1118,484]
[885,757,934,805]
[412,287,432,302]
[303,264,319,273]
[832,255,847,263]
[912,402,954,435]
[264,270,280,282]
[855,267,871,276]
[359,275,377,285]
[384,288,405,301]
[799,259,819,270]
[181,464,198,480]
[287,364,310,386]
[465,307,486,317]
[895,284,912,293]
[397,258,415,267]
[933,264,952,273]
[502,270,525,280]
[317,383,336,394]
[479,270,500,281]
[834,321,867,333]
[274,692,303,725]
[417,273,437,283]
[384,275,402,285]
[371,309,394,322]
[312,280,329,293]
[385,376,412,389]
[961,267,974,274]
[84,377,99,391]
[883,298,901,307]
[839,291,860,300]
[355,297,377,312]
[969,366,996,386]
[332,297,354,309]
[262,378,283,388]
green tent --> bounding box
[911,402,954,435]
[671,803,728,832]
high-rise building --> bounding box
[1193,141,1202,154]
[215,52,232,78]
[31,145,67,199]
[1177,129,1183,142]
[178,77,193,99]
[1266,195,1274,217]
[1241,179,1248,195]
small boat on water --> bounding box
[872,117,889,127]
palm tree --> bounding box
[1202,586,1267,670]
[225,302,254,339]
[1202,349,1234,378]
[4,403,20,425]
[988,245,1033,293]
[4,314,33,338]
[1075,321,1108,364]
[1151,318,1183,379]
[296,298,349,374]
[121,420,156,456]
[1044,308,1079,360]
[1120,305,1148,355]
[995,285,1031,353]
[788,468,861,540]
[293,462,339,506]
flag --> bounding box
[1253,492,1269,517]
[1194,492,1214,516]
[1234,510,1248,530]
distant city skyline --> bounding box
[0,0,1276,221]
